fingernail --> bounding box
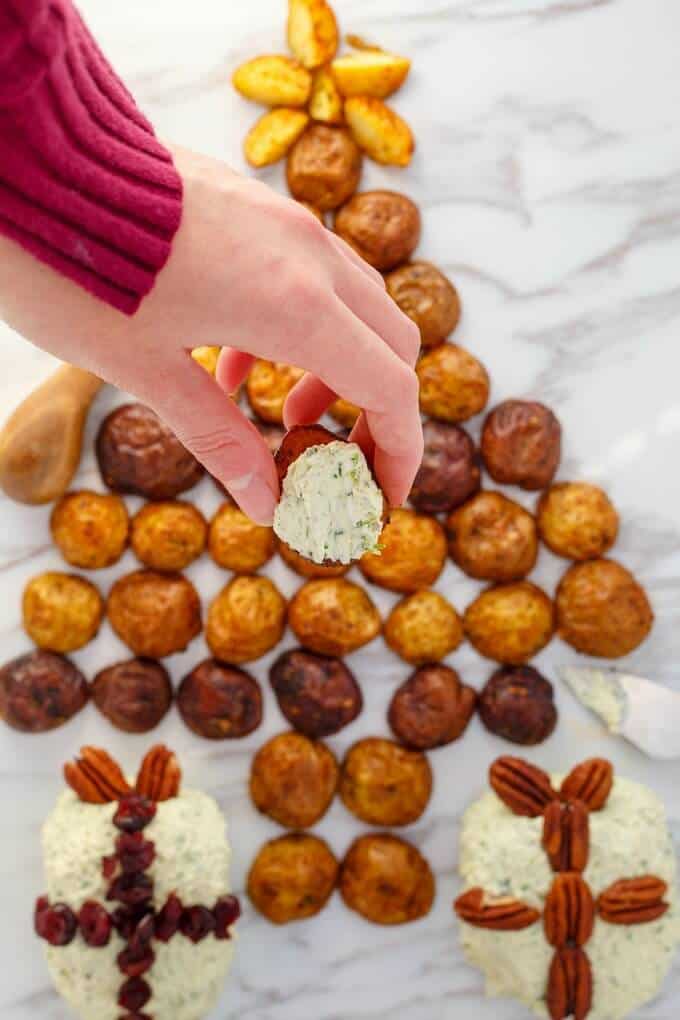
[228,472,277,525]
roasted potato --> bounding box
[246,360,305,424]
[278,537,349,578]
[107,570,202,658]
[92,658,173,734]
[244,108,309,167]
[206,575,286,664]
[287,0,339,69]
[478,665,557,746]
[191,346,220,375]
[250,731,339,828]
[248,834,338,924]
[232,55,312,107]
[270,647,363,738]
[334,190,420,271]
[464,581,555,665]
[50,490,129,570]
[309,65,344,123]
[416,343,490,423]
[384,590,463,665]
[178,659,263,739]
[131,501,207,572]
[0,650,89,733]
[274,422,339,483]
[447,491,538,582]
[344,97,414,166]
[331,50,411,99]
[481,400,562,491]
[340,834,435,925]
[359,508,447,593]
[409,421,481,515]
[328,397,361,428]
[388,664,476,750]
[537,482,619,561]
[555,559,653,658]
[287,124,362,210]
[288,578,381,655]
[208,502,275,573]
[385,261,460,348]
[339,737,432,826]
[23,572,104,653]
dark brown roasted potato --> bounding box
[388,664,476,750]
[23,572,104,653]
[481,400,561,490]
[409,421,481,515]
[50,490,129,570]
[107,569,201,658]
[289,578,381,655]
[131,501,207,572]
[339,737,432,827]
[270,648,362,737]
[384,591,463,665]
[206,576,287,664]
[0,650,89,732]
[178,658,263,739]
[478,665,557,745]
[287,125,362,210]
[447,491,538,582]
[385,261,461,348]
[334,190,420,271]
[250,731,339,829]
[248,834,338,925]
[416,343,490,423]
[340,834,435,925]
[274,423,340,483]
[359,508,447,593]
[208,502,275,573]
[92,658,173,734]
[536,482,619,561]
[463,581,555,665]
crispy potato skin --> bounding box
[206,576,287,664]
[416,343,490,423]
[244,108,310,167]
[447,491,538,582]
[278,538,349,578]
[131,501,207,572]
[248,834,338,924]
[339,737,432,826]
[388,665,477,750]
[384,590,463,665]
[359,508,447,594]
[385,262,461,348]
[556,559,653,658]
[246,361,305,424]
[287,125,362,211]
[481,400,562,491]
[92,658,173,734]
[23,572,104,653]
[208,503,275,573]
[328,397,361,429]
[178,659,263,739]
[464,581,555,665]
[232,55,312,106]
[309,66,344,123]
[0,650,89,732]
[250,731,339,828]
[287,0,339,69]
[334,190,420,271]
[409,421,481,515]
[340,834,435,925]
[537,482,619,561]
[478,665,557,746]
[289,578,381,655]
[270,647,363,737]
[331,51,411,100]
[108,570,201,658]
[344,97,414,166]
[50,490,129,570]
[274,423,340,483]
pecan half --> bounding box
[547,947,593,1020]
[64,747,132,804]
[560,759,613,812]
[489,756,557,817]
[454,887,540,931]
[542,800,589,873]
[597,876,669,925]
[544,873,594,948]
[135,745,181,802]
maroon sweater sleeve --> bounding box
[0,0,183,314]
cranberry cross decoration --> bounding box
[455,757,669,1020]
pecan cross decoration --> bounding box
[455,757,670,1020]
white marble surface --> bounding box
[1,0,680,1018]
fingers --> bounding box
[327,231,386,289]
[283,373,336,428]
[215,348,255,393]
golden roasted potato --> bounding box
[107,570,202,658]
[23,572,104,653]
[339,737,432,826]
[50,490,129,570]
[328,397,361,428]
[331,50,411,99]
[385,261,461,348]
[191,346,220,375]
[209,502,275,573]
[417,343,490,422]
[556,559,653,658]
[250,731,339,828]
[278,538,349,578]
[344,96,414,167]
[287,124,362,210]
[384,590,463,665]
[288,577,381,655]
[246,360,304,424]
[206,575,286,664]
[340,834,435,925]
[536,482,619,561]
[232,55,312,107]
[359,508,447,594]
[244,108,309,168]
[248,834,338,924]
[464,581,555,665]
[447,491,538,582]
[131,501,207,572]
[309,65,344,123]
[287,0,339,69]
[334,190,420,271]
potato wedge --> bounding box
[345,97,414,166]
[245,109,310,167]
[309,66,344,124]
[332,52,411,100]
[232,55,312,107]
[345,34,383,52]
[287,0,339,69]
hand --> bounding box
[0,146,423,523]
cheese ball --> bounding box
[536,482,619,561]
[416,343,490,423]
[334,190,421,271]
[92,657,173,733]
[246,361,305,424]
[107,570,202,658]
[206,576,287,664]
[340,834,435,925]
[208,502,275,573]
[464,581,555,665]
[384,591,463,665]
[289,578,381,656]
[0,650,89,732]
[447,491,538,582]
[359,508,447,593]
[339,737,432,827]
[270,648,363,738]
[250,732,339,829]
[555,559,653,658]
[278,538,349,578]
[248,834,338,925]
[131,501,207,572]
[388,664,477,750]
[23,572,104,653]
[385,261,461,348]
[328,398,361,429]
[50,491,129,569]
[481,399,562,491]
[478,665,557,745]
[287,125,362,211]
[178,659,263,739]
[409,421,481,515]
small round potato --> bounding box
[206,576,287,664]
[447,491,538,582]
[107,570,202,658]
[328,398,361,429]
[131,501,207,572]
[384,591,463,665]
[178,659,263,739]
[286,125,362,211]
[248,834,338,925]
[359,508,447,594]
[556,559,653,658]
[92,657,173,734]
[250,731,339,829]
[288,578,381,656]
[246,361,305,424]
[464,581,555,665]
[478,665,557,746]
[208,502,275,573]
[0,650,89,732]
[340,834,435,925]
[388,665,477,750]
[385,261,461,348]
[409,421,481,515]
[50,490,129,569]
[334,190,421,271]
[270,648,363,737]
[416,343,490,423]
[481,400,561,491]
[339,737,432,827]
[278,538,349,578]
[23,572,104,653]
[536,482,619,561]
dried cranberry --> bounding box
[115,833,156,874]
[107,873,153,906]
[180,905,216,943]
[117,1015,152,1020]
[117,945,155,978]
[111,905,153,940]
[118,977,152,1012]
[214,895,241,939]
[114,796,157,833]
[131,913,156,948]
[102,855,118,880]
[34,899,77,946]
[78,902,112,947]
[154,893,183,942]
